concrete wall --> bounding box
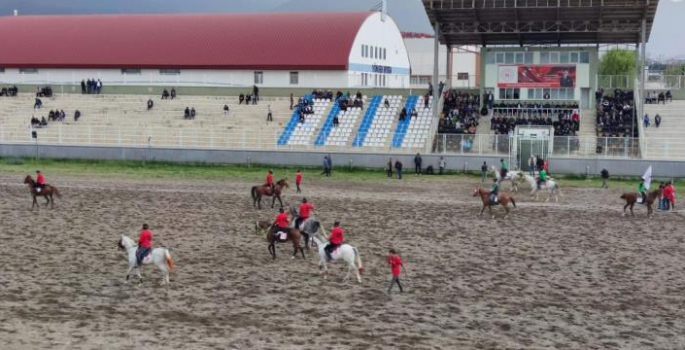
[2,143,683,177]
[403,38,479,88]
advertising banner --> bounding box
[498,65,576,88]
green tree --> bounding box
[599,49,637,76]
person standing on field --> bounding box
[386,249,405,294]
[295,169,303,193]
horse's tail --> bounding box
[353,247,364,274]
[510,197,517,208]
[165,249,175,272]
[251,186,258,200]
[52,186,62,198]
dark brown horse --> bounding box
[251,179,289,209]
[473,187,517,219]
[255,220,305,259]
[620,188,662,217]
[24,175,61,209]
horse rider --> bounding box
[638,179,647,203]
[537,167,547,190]
[136,224,153,266]
[35,170,46,192]
[273,207,290,239]
[325,221,344,262]
[500,159,508,180]
[295,198,314,230]
[265,169,275,193]
[489,178,499,204]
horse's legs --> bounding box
[630,203,635,217]
[277,195,284,209]
[489,205,494,219]
[44,194,49,207]
[32,196,37,209]
[480,205,486,217]
[623,203,630,216]
[125,265,134,283]
[319,259,328,279]
[299,246,306,259]
[269,243,276,259]
[503,204,510,219]
[136,267,143,284]
[49,194,54,208]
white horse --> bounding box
[492,165,521,192]
[312,233,363,283]
[521,174,561,202]
[118,234,175,285]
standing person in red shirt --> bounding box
[295,169,303,193]
[324,221,344,261]
[386,249,405,294]
[295,198,314,230]
[35,170,46,192]
[264,169,274,193]
[136,224,153,266]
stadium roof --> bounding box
[0,12,373,70]
[422,0,660,46]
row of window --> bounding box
[487,51,590,65]
[411,73,470,85]
[361,44,387,60]
[361,73,387,87]
[499,88,575,100]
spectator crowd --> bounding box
[438,91,481,134]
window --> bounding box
[20,68,39,74]
[362,73,368,86]
[289,71,299,85]
[527,89,535,99]
[457,72,469,80]
[121,69,141,75]
[383,48,387,60]
[486,52,495,64]
[540,52,550,64]
[362,45,365,58]
[498,88,520,100]
[515,52,524,64]
[254,71,263,84]
[159,69,180,75]
[560,52,570,63]
[496,53,505,64]
[375,47,379,59]
[550,52,560,63]
[505,52,514,64]
[570,52,579,63]
[374,74,378,86]
[580,51,590,63]
[524,52,534,64]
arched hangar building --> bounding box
[0,12,411,89]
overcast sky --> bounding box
[2,0,682,59]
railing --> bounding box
[3,124,683,159]
[597,75,636,90]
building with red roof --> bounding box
[0,11,410,88]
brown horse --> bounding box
[251,179,289,209]
[473,187,517,219]
[24,175,61,209]
[620,188,662,217]
[255,220,305,259]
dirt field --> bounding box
[0,173,684,350]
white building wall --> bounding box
[403,38,479,88]
[483,48,595,102]
[347,12,410,89]
[0,68,349,89]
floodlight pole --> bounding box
[640,18,646,135]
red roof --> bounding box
[0,12,373,70]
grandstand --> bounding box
[0,94,292,149]
[643,100,685,159]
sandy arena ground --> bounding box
[0,173,684,350]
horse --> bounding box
[256,220,305,259]
[521,174,561,202]
[251,179,289,209]
[289,204,323,249]
[491,165,521,192]
[311,233,363,283]
[23,175,61,209]
[620,188,662,218]
[473,187,517,219]
[117,234,175,285]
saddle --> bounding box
[489,194,499,205]
[275,231,288,242]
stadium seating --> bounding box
[0,93,292,149]
[283,97,330,146]
[643,100,685,159]
[319,106,362,147]
[395,96,433,149]
[353,95,401,147]
[391,95,418,147]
